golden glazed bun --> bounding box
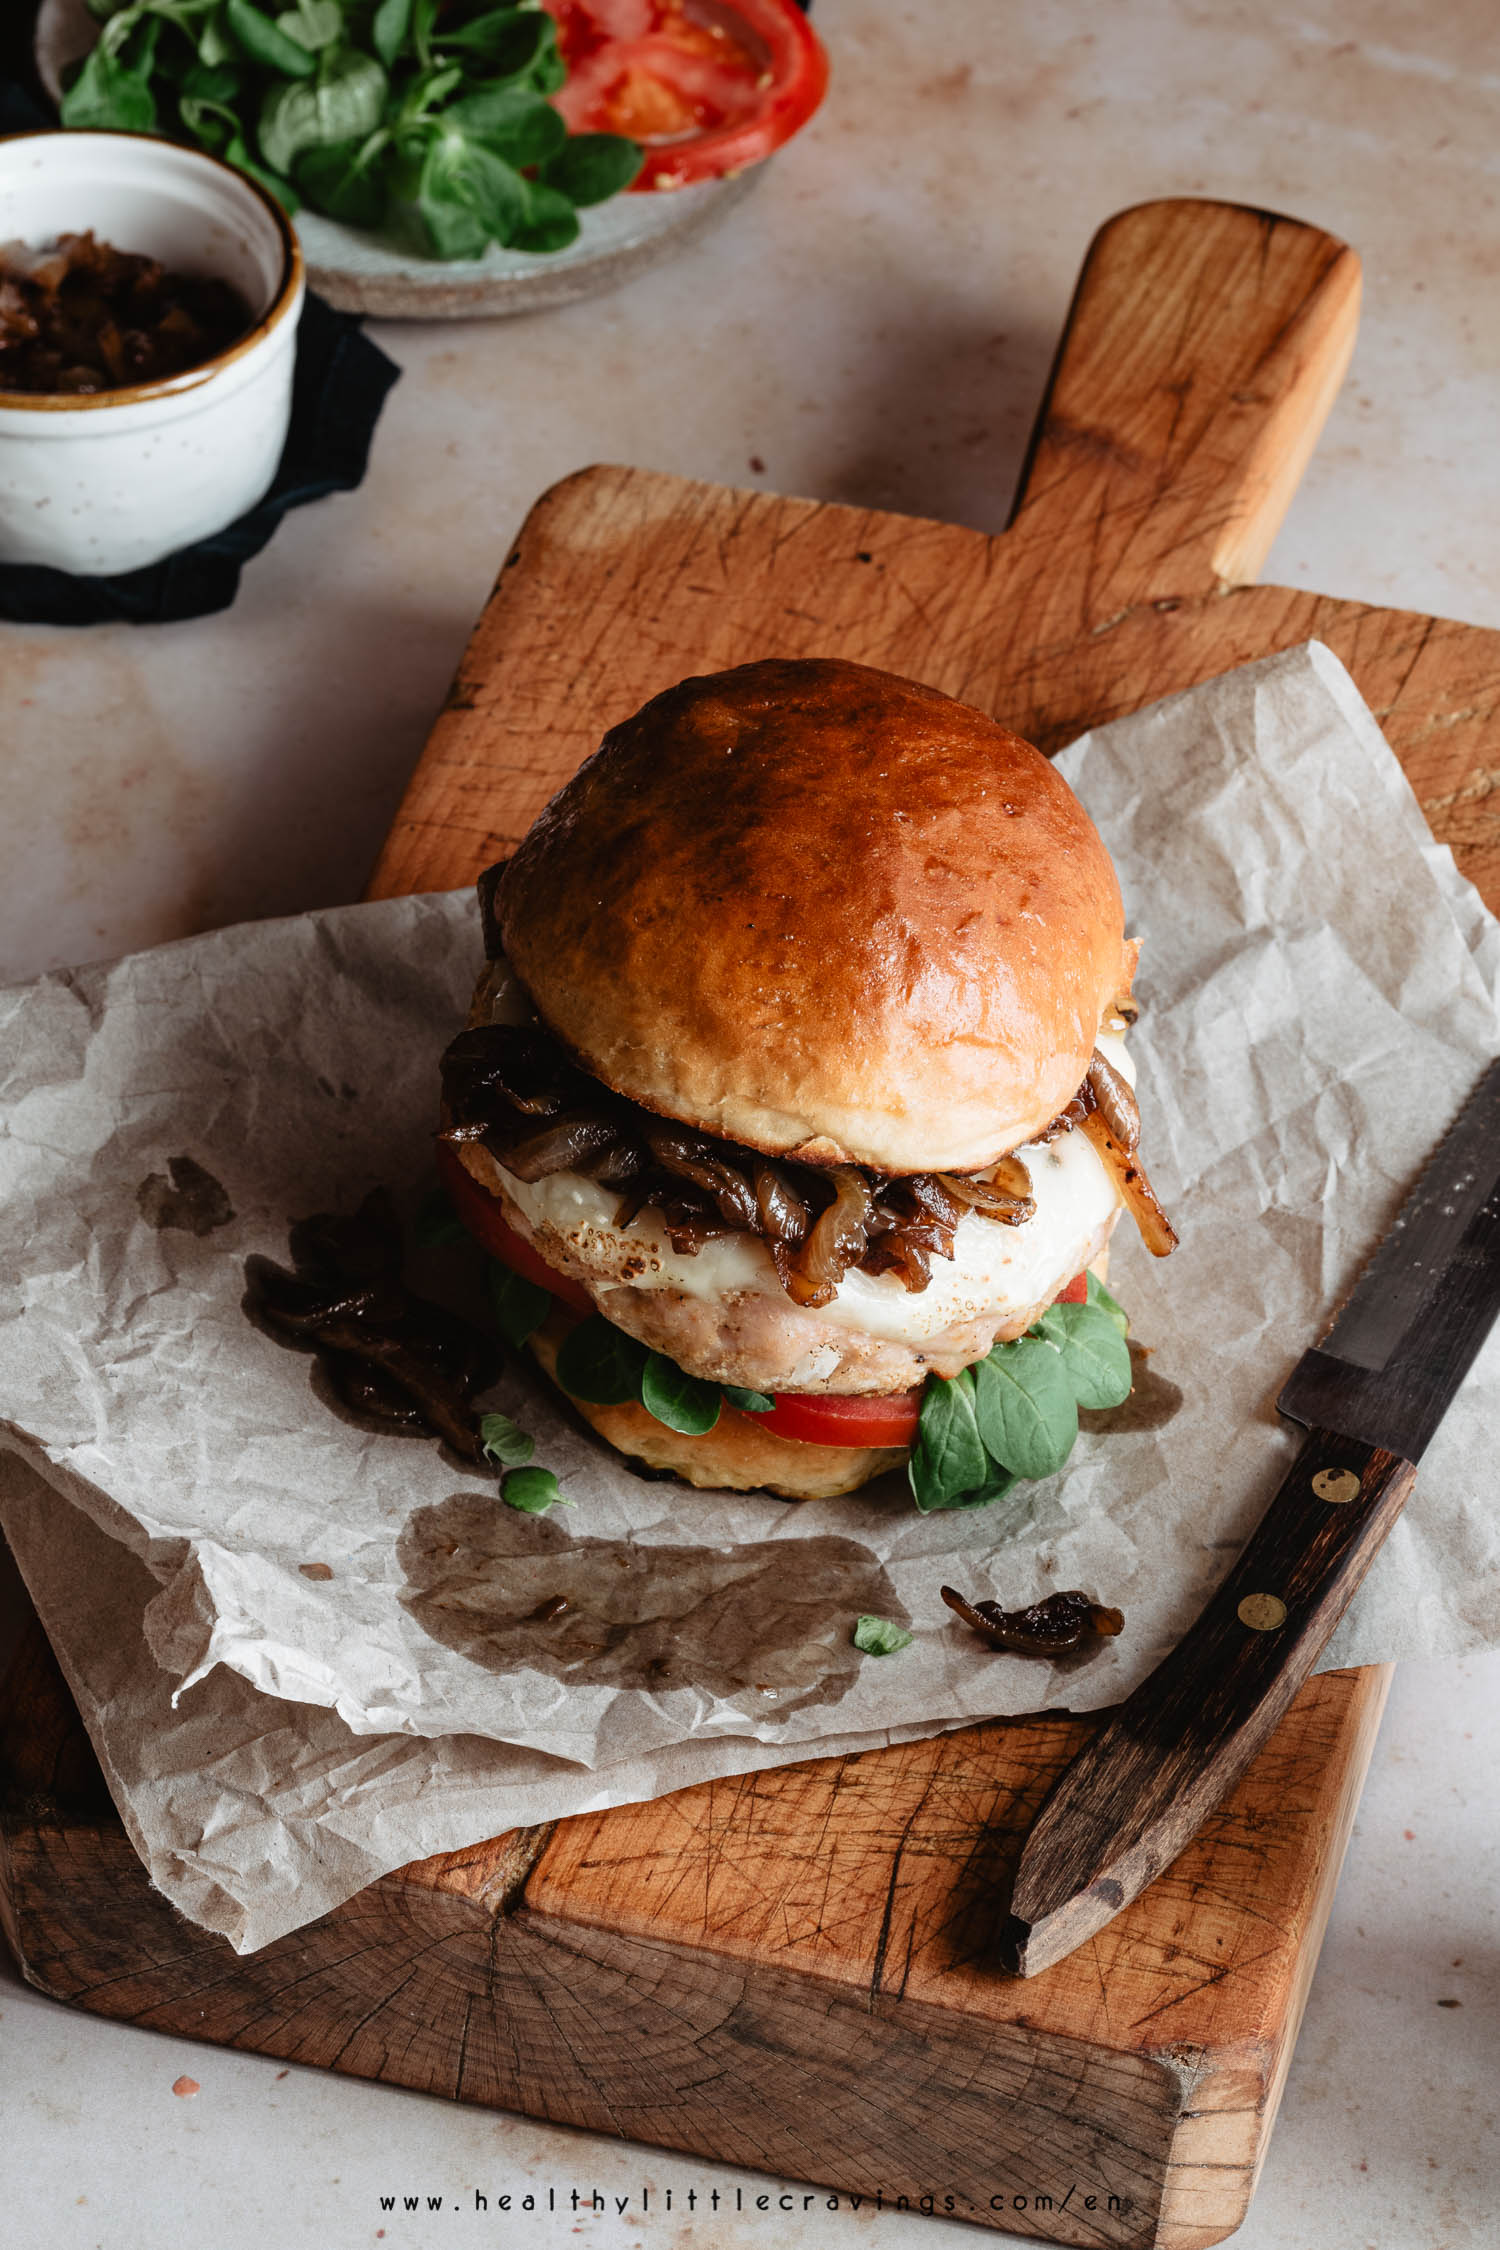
[497,658,1131,1175]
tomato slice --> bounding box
[742,1387,924,1449]
[544,0,829,190]
[437,1143,598,1318]
[1057,1270,1089,1304]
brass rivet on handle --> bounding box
[1238,1592,1287,1632]
[1312,1467,1361,1505]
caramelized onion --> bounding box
[646,1126,760,1229]
[1086,1048,1140,1152]
[1035,1090,1093,1144]
[901,1245,934,1288]
[247,1190,497,1465]
[436,1118,491,1146]
[939,1154,1034,1225]
[493,1114,623,1181]
[864,1236,933,1290]
[658,1197,740,1255]
[877,1177,958,1264]
[438,1018,1172,1307]
[754,1164,810,1243]
[1080,1111,1178,1256]
[901,1174,964,1228]
[892,1217,956,1256]
[613,1179,657,1231]
[941,1583,1125,1656]
[575,1135,643,1185]
[494,1036,572,1116]
[440,1025,515,1097]
[786,1168,874,1307]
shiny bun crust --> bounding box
[497,658,1130,1174]
[528,1316,907,1501]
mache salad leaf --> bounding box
[639,1353,722,1435]
[970,1335,1079,1484]
[479,1410,534,1468]
[500,1465,570,1514]
[553,1313,649,1408]
[487,1259,551,1351]
[907,1279,1135,1513]
[1029,1298,1133,1410]
[907,1365,991,1513]
[550,1314,742,1438]
[853,1615,914,1657]
[530,1273,1135,1509]
[61,0,642,261]
[722,1385,775,1413]
[1086,1267,1131,1338]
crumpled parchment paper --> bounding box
[2,639,1498,1953]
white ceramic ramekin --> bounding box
[0,131,304,575]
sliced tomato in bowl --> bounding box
[543,0,829,190]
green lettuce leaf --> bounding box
[909,1368,991,1512]
[641,1354,721,1435]
[853,1614,914,1656]
[1030,1299,1132,1409]
[479,1411,534,1468]
[554,1314,648,1406]
[971,1335,1079,1481]
[501,1466,570,1514]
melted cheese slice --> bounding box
[474,957,1131,1346]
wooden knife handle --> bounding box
[1004,1428,1416,1976]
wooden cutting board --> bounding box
[6,199,1500,2250]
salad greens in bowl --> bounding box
[36,0,829,312]
[56,0,643,260]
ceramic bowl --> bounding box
[0,131,304,576]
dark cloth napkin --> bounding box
[0,77,400,627]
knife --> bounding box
[999,1054,1500,1978]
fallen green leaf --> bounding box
[501,1466,570,1514]
[853,1614,914,1657]
[480,1411,535,1468]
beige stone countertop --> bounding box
[4,4,1499,2246]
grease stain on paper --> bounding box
[398,1492,903,1717]
[135,1155,235,1236]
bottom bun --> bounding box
[528,1315,908,1501]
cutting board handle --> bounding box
[1009,198,1361,608]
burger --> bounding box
[436,658,1176,1505]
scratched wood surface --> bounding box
[8,199,1500,2249]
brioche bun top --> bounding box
[495,658,1130,1174]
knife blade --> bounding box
[999,1055,1500,1979]
[1277,1054,1500,1457]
